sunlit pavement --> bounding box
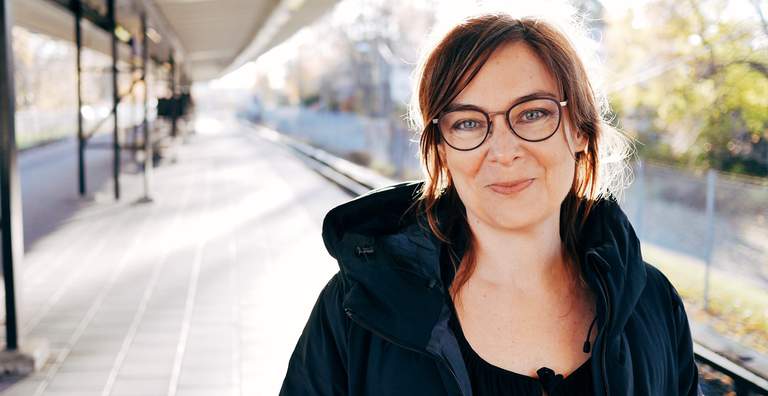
[4,114,350,395]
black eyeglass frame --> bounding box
[431,97,568,151]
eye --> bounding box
[522,109,547,121]
[454,119,482,130]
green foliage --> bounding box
[605,0,768,177]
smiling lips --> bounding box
[487,178,534,195]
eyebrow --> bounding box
[444,90,560,112]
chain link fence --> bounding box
[623,161,768,296]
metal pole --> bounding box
[130,34,137,157]
[0,0,23,351]
[169,52,177,138]
[108,0,120,200]
[703,168,717,311]
[74,0,86,196]
[140,11,152,203]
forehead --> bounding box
[452,42,560,108]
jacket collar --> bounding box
[322,181,647,352]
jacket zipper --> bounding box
[588,251,612,396]
[344,308,466,396]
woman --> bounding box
[281,13,701,396]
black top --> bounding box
[448,300,595,395]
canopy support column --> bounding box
[169,52,177,138]
[0,0,22,354]
[139,11,153,203]
[0,0,47,375]
[74,0,86,196]
[108,0,120,200]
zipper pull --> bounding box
[355,246,374,257]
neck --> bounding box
[465,209,575,296]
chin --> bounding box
[486,197,555,229]
[490,211,540,230]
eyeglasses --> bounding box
[431,97,568,151]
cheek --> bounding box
[541,148,577,197]
[444,150,486,206]
[444,150,484,182]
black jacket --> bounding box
[280,181,701,395]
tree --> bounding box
[605,0,768,176]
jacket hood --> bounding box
[322,181,428,261]
[321,181,647,349]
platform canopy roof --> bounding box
[11,0,339,81]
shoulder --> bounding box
[637,261,690,340]
[314,271,350,319]
[296,272,352,361]
[281,272,352,394]
[641,261,685,311]
[297,271,352,344]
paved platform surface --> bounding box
[3,115,350,395]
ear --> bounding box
[565,117,587,155]
[573,129,587,154]
[436,141,453,182]
[437,140,447,162]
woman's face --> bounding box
[439,42,586,232]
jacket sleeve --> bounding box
[668,281,703,396]
[280,272,350,396]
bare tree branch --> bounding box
[750,0,768,37]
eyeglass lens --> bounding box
[438,98,561,150]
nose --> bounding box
[486,112,524,163]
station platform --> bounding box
[4,114,350,395]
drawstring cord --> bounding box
[583,315,598,353]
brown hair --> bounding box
[409,14,632,298]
